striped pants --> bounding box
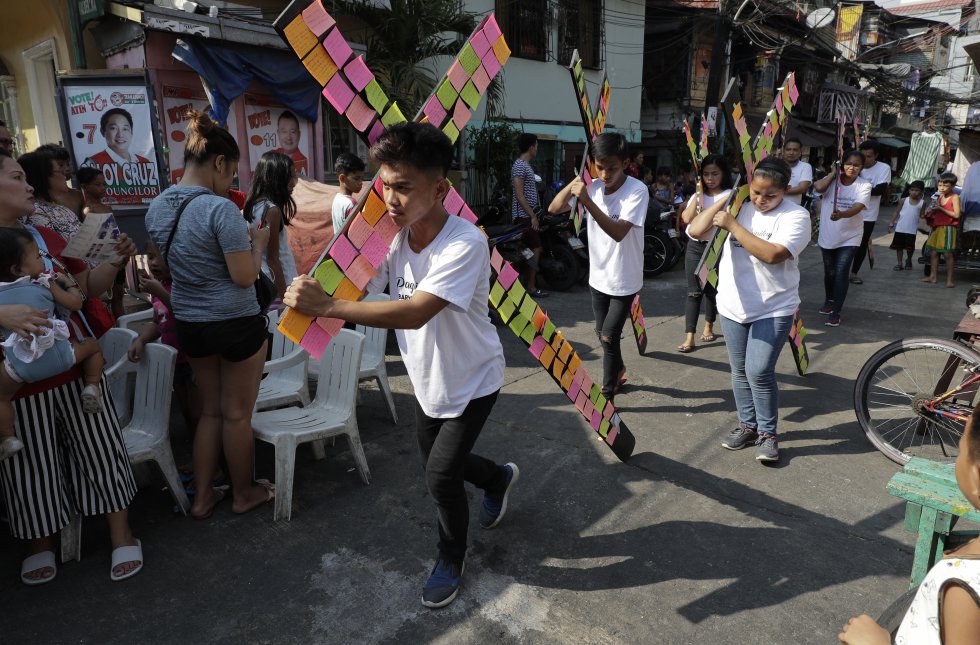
[0,376,136,540]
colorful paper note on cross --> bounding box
[788,308,809,375]
[273,1,636,461]
[630,295,647,355]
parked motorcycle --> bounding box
[643,205,683,277]
[537,211,587,291]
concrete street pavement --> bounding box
[0,217,973,644]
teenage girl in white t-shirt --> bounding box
[812,149,871,328]
[687,157,810,463]
[677,153,733,353]
[839,403,980,645]
[548,133,650,402]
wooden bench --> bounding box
[886,457,980,588]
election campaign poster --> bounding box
[58,73,164,207]
[161,84,240,184]
[244,93,314,176]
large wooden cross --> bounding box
[565,51,648,355]
[694,74,810,376]
[273,1,636,461]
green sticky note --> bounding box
[489,281,505,307]
[313,259,344,294]
[458,43,480,75]
[443,121,460,143]
[599,419,610,438]
[381,103,406,127]
[460,80,481,109]
[497,297,516,323]
[364,79,389,114]
[590,384,601,403]
[595,394,607,413]
[520,323,536,345]
[542,319,556,342]
[436,78,458,109]
[508,280,526,305]
[519,296,536,321]
[509,314,528,338]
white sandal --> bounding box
[21,551,57,586]
[110,538,143,582]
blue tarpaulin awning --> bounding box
[172,36,319,125]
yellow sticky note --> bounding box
[284,15,318,58]
[332,277,363,302]
[278,308,314,344]
[302,45,338,86]
[493,35,511,65]
[362,190,387,226]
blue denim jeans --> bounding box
[720,314,793,437]
[820,245,858,317]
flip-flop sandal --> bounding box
[699,333,717,342]
[849,277,863,284]
[233,479,276,515]
[677,344,695,353]
[110,539,143,582]
[21,551,56,586]
[191,487,228,520]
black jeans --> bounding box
[684,239,717,334]
[416,391,505,563]
[821,245,858,317]
[850,220,876,275]
[590,287,634,397]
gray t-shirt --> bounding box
[145,185,258,322]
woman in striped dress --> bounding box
[0,150,143,585]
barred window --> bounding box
[496,0,549,62]
[558,0,603,68]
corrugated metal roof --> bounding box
[888,0,971,15]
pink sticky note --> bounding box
[346,94,375,132]
[344,56,373,91]
[482,51,501,79]
[590,410,602,430]
[373,213,400,245]
[372,175,384,194]
[301,322,334,360]
[359,232,389,268]
[567,378,581,403]
[581,374,594,397]
[329,234,358,270]
[584,400,595,419]
[368,120,385,145]
[470,31,491,58]
[443,188,464,216]
[316,316,344,336]
[606,425,618,445]
[447,61,469,92]
[789,84,799,103]
[302,1,335,36]
[453,101,471,130]
[323,74,355,113]
[574,391,589,414]
[490,247,504,272]
[529,336,547,359]
[346,214,374,249]
[459,203,477,224]
[323,27,353,66]
[603,403,614,421]
[345,255,375,291]
[572,368,586,386]
[498,263,519,289]
[471,66,491,94]
[423,95,448,127]
[482,15,502,43]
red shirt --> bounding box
[929,195,958,228]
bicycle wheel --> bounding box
[854,337,980,464]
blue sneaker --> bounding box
[421,556,464,609]
[479,462,520,529]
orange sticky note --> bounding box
[559,365,574,389]
[278,308,314,343]
[362,190,387,226]
[332,277,362,302]
[492,35,511,65]
[567,353,582,375]
[302,45,338,86]
[284,15,318,58]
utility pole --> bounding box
[704,7,732,118]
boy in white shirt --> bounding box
[889,180,925,270]
[331,152,365,237]
[547,133,649,402]
[285,123,518,610]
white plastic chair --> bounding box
[256,309,311,411]
[113,342,190,515]
[116,307,153,333]
[252,329,367,521]
[355,294,398,424]
[99,327,138,426]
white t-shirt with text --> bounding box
[817,177,872,249]
[586,176,650,296]
[366,216,505,418]
[685,189,732,241]
[786,161,814,205]
[860,161,892,222]
[716,199,811,323]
